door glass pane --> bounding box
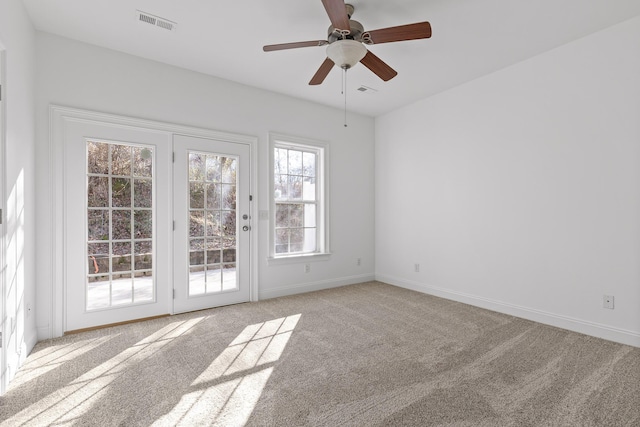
[188,151,238,296]
[86,140,155,310]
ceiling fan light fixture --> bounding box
[326,39,367,68]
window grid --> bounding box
[273,144,321,256]
[86,141,154,310]
[187,152,238,295]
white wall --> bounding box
[35,33,375,339]
[375,16,640,347]
[0,0,38,385]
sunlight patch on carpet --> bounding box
[1,318,203,427]
[153,314,301,427]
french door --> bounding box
[64,121,252,331]
[64,121,171,331]
[172,135,251,313]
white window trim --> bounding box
[268,132,330,264]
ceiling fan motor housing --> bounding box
[328,19,365,43]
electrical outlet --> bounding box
[304,264,311,273]
[603,295,614,309]
[356,258,361,266]
[414,263,420,273]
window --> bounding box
[270,134,329,260]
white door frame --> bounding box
[49,105,258,338]
[0,47,7,394]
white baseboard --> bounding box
[26,332,38,355]
[376,274,640,348]
[259,274,376,300]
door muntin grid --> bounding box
[188,151,238,296]
[86,140,155,310]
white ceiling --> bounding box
[22,0,640,117]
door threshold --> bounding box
[65,314,170,335]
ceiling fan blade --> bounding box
[366,22,432,44]
[321,0,351,33]
[360,50,397,81]
[263,40,328,52]
[309,57,335,85]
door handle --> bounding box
[242,225,250,232]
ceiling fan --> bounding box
[263,0,432,85]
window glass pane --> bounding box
[222,265,236,290]
[112,178,132,207]
[190,266,206,295]
[190,250,204,266]
[221,184,236,210]
[304,228,317,253]
[221,157,236,183]
[290,204,304,227]
[290,229,304,253]
[206,156,221,182]
[190,182,205,209]
[206,183,220,210]
[87,276,110,310]
[189,153,205,181]
[288,150,302,175]
[134,210,152,239]
[303,152,316,177]
[206,266,222,293]
[288,176,302,200]
[134,179,152,208]
[207,248,221,264]
[112,273,133,305]
[275,204,289,228]
[111,145,132,176]
[112,210,131,240]
[223,248,236,263]
[134,241,152,271]
[274,148,288,175]
[88,141,109,175]
[274,175,288,200]
[88,176,109,208]
[133,147,153,178]
[190,211,205,237]
[88,243,109,274]
[190,238,204,251]
[302,176,316,201]
[276,229,289,254]
[112,242,132,272]
[206,211,220,237]
[222,211,236,238]
[88,209,109,241]
[133,273,153,302]
[304,204,316,228]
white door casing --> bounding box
[50,106,258,337]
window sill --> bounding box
[267,253,332,266]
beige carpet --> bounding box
[1,281,638,426]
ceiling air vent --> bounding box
[136,10,176,32]
[357,85,378,93]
